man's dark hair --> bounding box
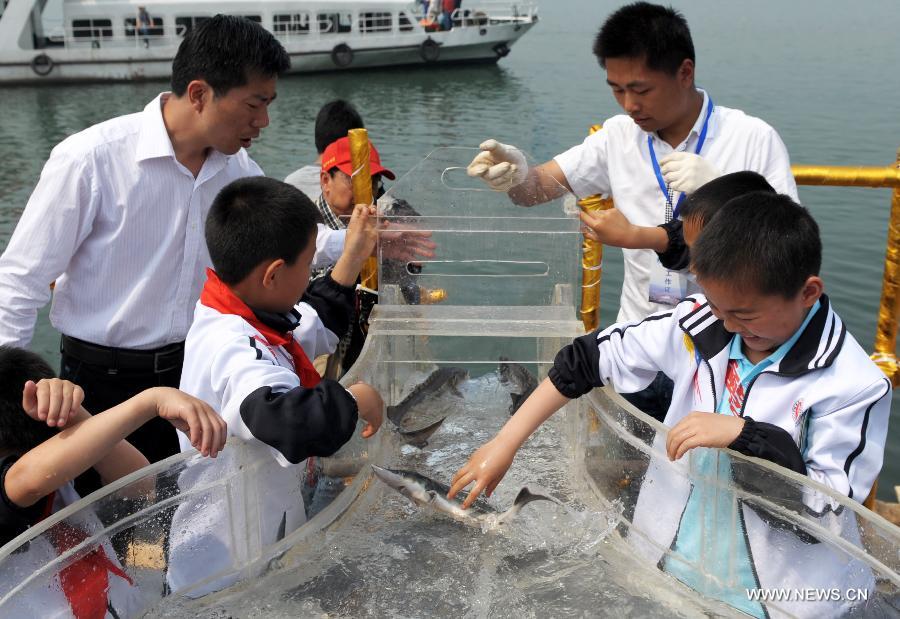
[0,347,58,455]
[315,100,365,154]
[171,15,290,97]
[206,177,323,285]
[593,2,695,75]
[680,171,776,227]
[691,192,822,299]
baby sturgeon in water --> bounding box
[386,366,469,426]
[371,465,559,527]
[499,357,538,415]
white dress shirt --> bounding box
[0,94,263,350]
[284,164,347,270]
[555,90,798,323]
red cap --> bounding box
[321,136,396,180]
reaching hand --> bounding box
[347,382,384,438]
[659,152,721,195]
[665,411,745,461]
[343,204,378,264]
[579,207,645,248]
[150,387,227,458]
[379,220,437,262]
[466,139,529,191]
[447,437,517,508]
[22,378,84,428]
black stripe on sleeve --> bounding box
[548,331,604,398]
[842,378,890,500]
[239,380,359,463]
[248,337,262,360]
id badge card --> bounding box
[648,259,688,306]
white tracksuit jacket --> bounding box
[549,294,891,618]
[167,274,359,596]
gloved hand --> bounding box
[659,152,722,194]
[466,139,529,191]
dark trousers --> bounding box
[621,371,674,423]
[60,349,183,497]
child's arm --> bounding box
[579,209,689,270]
[448,378,569,508]
[6,385,226,507]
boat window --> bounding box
[399,11,415,32]
[317,12,352,34]
[124,17,164,37]
[273,13,311,34]
[359,12,392,34]
[71,19,113,40]
[174,16,210,36]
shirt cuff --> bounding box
[312,227,347,269]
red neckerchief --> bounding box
[200,268,321,388]
[39,493,133,619]
[723,359,746,416]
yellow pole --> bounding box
[578,124,614,333]
[347,128,378,290]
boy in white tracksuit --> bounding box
[451,192,890,618]
[167,177,384,595]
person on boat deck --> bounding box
[0,346,224,617]
[137,6,152,48]
[0,16,290,494]
[450,193,890,618]
[465,2,798,422]
[284,99,365,266]
[167,177,384,595]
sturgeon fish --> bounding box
[371,465,559,527]
[381,198,425,305]
[398,416,446,448]
[499,357,538,415]
[386,367,469,426]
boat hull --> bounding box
[0,22,533,84]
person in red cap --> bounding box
[318,136,395,228]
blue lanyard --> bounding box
[648,94,714,220]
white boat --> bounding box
[0,0,538,83]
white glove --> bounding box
[659,152,721,194]
[466,139,529,191]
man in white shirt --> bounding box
[284,99,365,267]
[0,15,290,487]
[466,2,798,419]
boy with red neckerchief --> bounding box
[167,176,383,594]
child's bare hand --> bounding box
[379,221,437,262]
[579,207,643,249]
[22,379,84,428]
[666,411,745,461]
[149,387,227,458]
[448,437,517,508]
[343,204,378,263]
[347,382,383,438]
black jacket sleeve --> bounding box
[239,379,359,464]
[301,273,356,338]
[728,416,807,475]
[548,331,605,399]
[656,220,690,271]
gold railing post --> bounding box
[578,125,614,333]
[870,148,900,389]
[347,128,378,290]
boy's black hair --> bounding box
[0,347,58,455]
[680,171,776,227]
[206,177,323,285]
[315,100,365,154]
[171,15,290,97]
[691,192,822,299]
[593,2,695,76]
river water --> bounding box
[0,0,899,498]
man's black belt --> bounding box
[60,335,184,374]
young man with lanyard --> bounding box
[466,2,798,419]
[0,16,289,491]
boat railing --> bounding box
[579,129,900,506]
[450,2,538,25]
